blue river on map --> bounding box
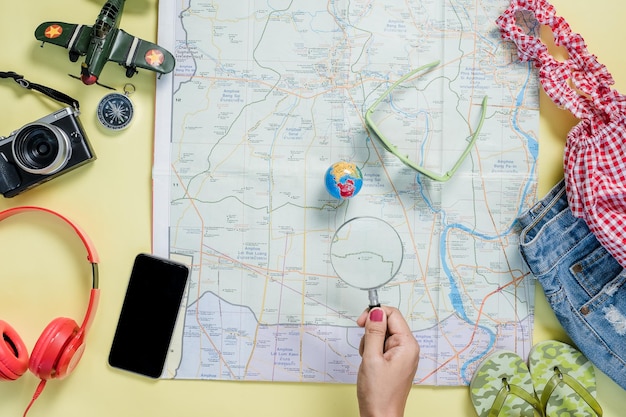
[417,64,538,382]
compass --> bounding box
[96,84,135,130]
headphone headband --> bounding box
[0,205,100,332]
[0,206,99,265]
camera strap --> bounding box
[0,71,79,110]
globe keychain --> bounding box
[324,161,363,199]
[96,83,135,130]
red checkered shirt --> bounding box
[497,0,626,268]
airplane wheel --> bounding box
[69,51,80,62]
[125,67,136,78]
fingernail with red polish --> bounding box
[370,308,384,322]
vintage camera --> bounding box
[0,107,95,197]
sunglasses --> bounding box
[365,61,487,182]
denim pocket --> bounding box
[578,271,626,329]
[570,245,625,298]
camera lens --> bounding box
[12,123,71,175]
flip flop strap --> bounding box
[541,370,603,416]
[488,381,543,417]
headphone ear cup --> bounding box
[29,317,83,380]
[0,320,29,380]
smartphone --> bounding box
[108,253,189,378]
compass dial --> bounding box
[97,92,134,130]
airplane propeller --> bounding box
[68,74,115,90]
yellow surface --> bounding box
[0,1,624,416]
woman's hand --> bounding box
[356,306,420,417]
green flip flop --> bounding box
[470,351,543,417]
[528,340,603,417]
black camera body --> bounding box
[0,107,95,197]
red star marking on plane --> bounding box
[45,24,63,39]
[145,49,164,67]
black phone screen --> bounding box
[108,253,189,378]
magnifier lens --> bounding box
[330,217,403,291]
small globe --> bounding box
[324,162,363,199]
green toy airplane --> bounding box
[34,0,175,87]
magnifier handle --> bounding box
[368,289,380,309]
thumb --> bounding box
[361,307,387,358]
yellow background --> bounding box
[0,1,624,416]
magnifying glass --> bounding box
[330,216,404,308]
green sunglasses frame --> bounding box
[364,61,488,182]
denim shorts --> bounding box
[518,179,626,390]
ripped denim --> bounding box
[518,179,626,391]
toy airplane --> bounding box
[34,0,175,86]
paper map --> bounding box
[153,0,539,385]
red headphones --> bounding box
[0,206,100,384]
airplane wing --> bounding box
[109,29,175,75]
[34,21,92,55]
